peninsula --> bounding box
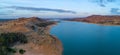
[0,17,62,55]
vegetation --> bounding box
[0,32,28,55]
[19,49,26,54]
[31,26,35,30]
[36,22,55,27]
[7,48,17,53]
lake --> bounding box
[50,21,120,55]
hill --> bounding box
[68,15,120,25]
[0,17,62,55]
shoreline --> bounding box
[65,20,120,26]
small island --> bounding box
[0,17,62,55]
[67,15,120,25]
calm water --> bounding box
[50,21,120,55]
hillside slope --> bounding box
[0,17,62,55]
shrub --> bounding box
[7,48,16,53]
[19,49,26,54]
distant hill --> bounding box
[67,15,120,25]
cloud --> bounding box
[98,0,106,7]
[92,0,117,7]
[107,0,116,2]
[6,6,76,14]
[110,8,120,14]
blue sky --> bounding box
[0,0,120,19]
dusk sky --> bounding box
[0,0,120,19]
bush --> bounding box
[7,48,16,53]
[19,49,26,54]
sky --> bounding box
[0,0,120,19]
